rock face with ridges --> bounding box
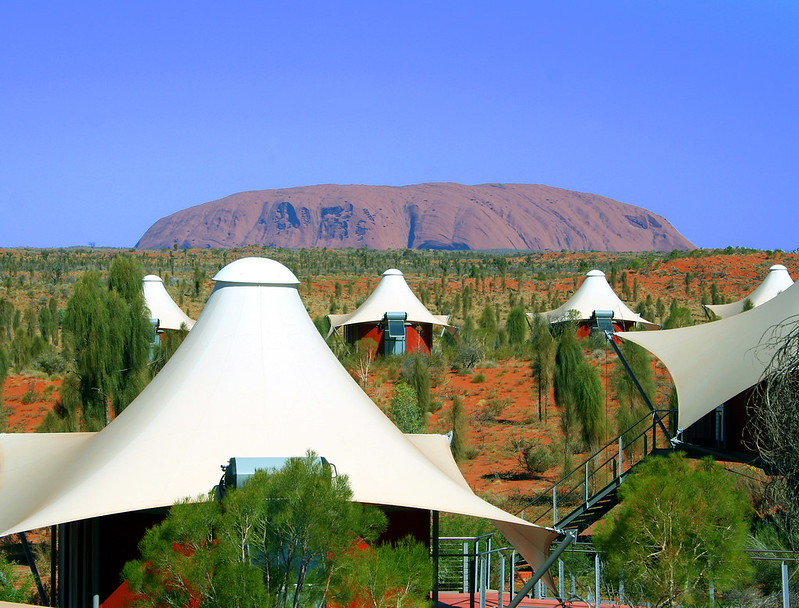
[136,183,694,251]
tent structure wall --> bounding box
[344,321,432,354]
[681,388,758,460]
[328,268,451,356]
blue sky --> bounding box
[1,2,797,251]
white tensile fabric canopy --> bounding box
[617,280,799,432]
[0,258,555,579]
[142,274,195,330]
[529,269,657,329]
[327,268,451,338]
[704,264,794,320]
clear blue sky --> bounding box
[1,2,797,251]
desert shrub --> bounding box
[0,551,35,603]
[388,382,424,434]
[21,390,39,404]
[509,438,556,477]
[333,537,432,608]
[32,351,67,375]
[471,372,486,384]
[400,353,432,415]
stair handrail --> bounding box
[515,408,676,525]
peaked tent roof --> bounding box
[0,258,555,579]
[704,264,794,320]
[327,268,450,338]
[143,274,196,330]
[529,270,657,329]
[617,280,799,432]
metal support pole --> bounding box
[595,552,600,608]
[783,561,790,608]
[607,332,671,440]
[510,551,516,599]
[479,554,486,608]
[499,556,505,608]
[710,576,715,608]
[463,542,469,593]
[50,525,57,608]
[18,532,49,606]
[487,537,492,588]
[508,530,577,608]
[584,462,590,504]
[432,511,439,605]
[469,548,475,608]
[553,485,558,527]
[618,435,623,476]
[559,559,565,599]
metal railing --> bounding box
[516,409,676,529]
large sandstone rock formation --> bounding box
[136,183,694,251]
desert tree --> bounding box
[60,256,151,429]
[613,339,655,457]
[594,453,751,608]
[749,316,799,549]
[573,362,606,453]
[554,326,582,468]
[530,314,555,422]
[332,536,432,608]
[449,394,468,461]
[124,453,387,608]
[401,352,432,415]
[505,305,528,347]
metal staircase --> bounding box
[516,408,676,533]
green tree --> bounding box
[594,453,751,608]
[573,362,605,452]
[333,537,432,608]
[477,303,498,350]
[662,306,693,329]
[530,314,555,422]
[449,394,468,461]
[505,305,528,346]
[401,353,432,415]
[613,340,655,457]
[389,381,425,433]
[107,255,152,413]
[62,270,119,429]
[60,256,151,429]
[0,345,8,432]
[124,453,387,608]
[554,328,582,467]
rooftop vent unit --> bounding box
[591,310,615,334]
[218,456,335,497]
[383,311,407,355]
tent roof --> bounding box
[143,274,196,331]
[327,268,450,337]
[704,264,794,319]
[0,257,553,575]
[530,270,657,329]
[617,279,799,431]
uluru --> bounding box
[136,183,694,252]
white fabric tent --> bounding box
[0,258,555,577]
[327,268,450,338]
[617,280,799,432]
[142,274,195,330]
[704,264,794,320]
[529,269,657,329]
